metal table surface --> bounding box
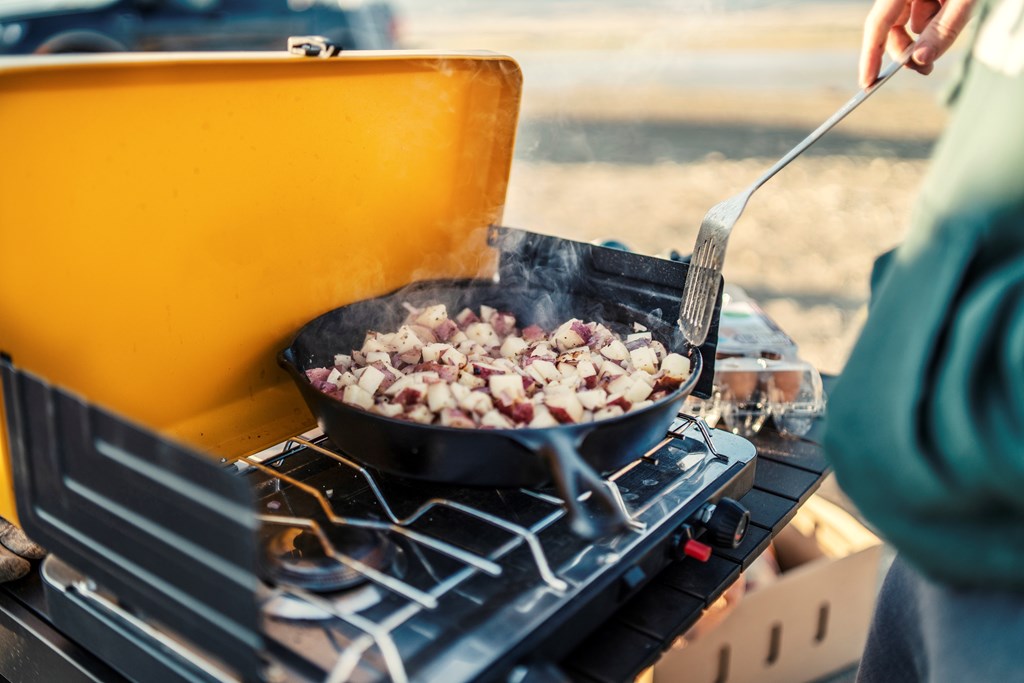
[0,571,128,683]
[0,427,830,683]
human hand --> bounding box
[859,0,978,88]
[0,517,45,583]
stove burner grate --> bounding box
[263,526,395,593]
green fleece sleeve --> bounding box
[826,204,1024,589]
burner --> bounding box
[263,526,395,593]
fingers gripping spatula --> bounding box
[677,48,914,346]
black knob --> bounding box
[705,498,750,549]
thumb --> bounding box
[911,0,976,70]
[0,544,29,582]
[0,516,46,560]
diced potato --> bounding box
[577,389,608,410]
[441,347,468,367]
[372,402,404,418]
[362,337,388,355]
[530,359,560,381]
[460,391,493,415]
[327,368,357,389]
[600,340,629,362]
[365,351,391,365]
[394,383,428,406]
[630,346,659,374]
[600,360,626,378]
[333,353,353,369]
[458,371,486,389]
[342,385,374,411]
[480,410,514,429]
[545,392,584,423]
[392,326,423,354]
[624,379,654,404]
[557,362,579,378]
[408,324,438,344]
[526,364,548,385]
[627,332,653,343]
[466,322,501,347]
[492,358,518,372]
[415,304,448,329]
[489,374,525,402]
[594,405,625,420]
[441,408,476,428]
[358,365,387,395]
[383,375,411,396]
[530,343,557,359]
[557,347,591,365]
[427,382,455,413]
[552,321,585,352]
[405,405,434,424]
[500,335,529,358]
[529,405,560,428]
[607,374,634,396]
[661,353,691,377]
[633,370,656,387]
[577,360,597,379]
[480,305,496,321]
[398,349,421,366]
[422,343,452,363]
[630,400,654,412]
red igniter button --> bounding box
[682,539,713,562]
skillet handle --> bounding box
[532,430,635,540]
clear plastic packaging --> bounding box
[687,358,825,438]
[686,286,827,438]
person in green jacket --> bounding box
[826,0,1024,678]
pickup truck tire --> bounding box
[35,30,127,54]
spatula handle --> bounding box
[749,45,916,197]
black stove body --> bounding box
[0,229,757,683]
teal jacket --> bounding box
[824,0,1024,589]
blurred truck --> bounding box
[0,0,399,55]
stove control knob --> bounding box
[702,498,750,549]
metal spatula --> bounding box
[678,49,914,346]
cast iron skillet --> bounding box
[279,279,702,539]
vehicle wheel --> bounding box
[34,31,127,54]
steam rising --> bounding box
[286,226,684,373]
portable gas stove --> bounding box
[0,50,766,683]
[31,411,753,683]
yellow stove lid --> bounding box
[0,51,521,483]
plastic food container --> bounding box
[686,287,826,438]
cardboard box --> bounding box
[652,496,882,683]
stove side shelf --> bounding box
[0,358,265,683]
[560,432,831,683]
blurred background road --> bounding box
[396,0,954,375]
